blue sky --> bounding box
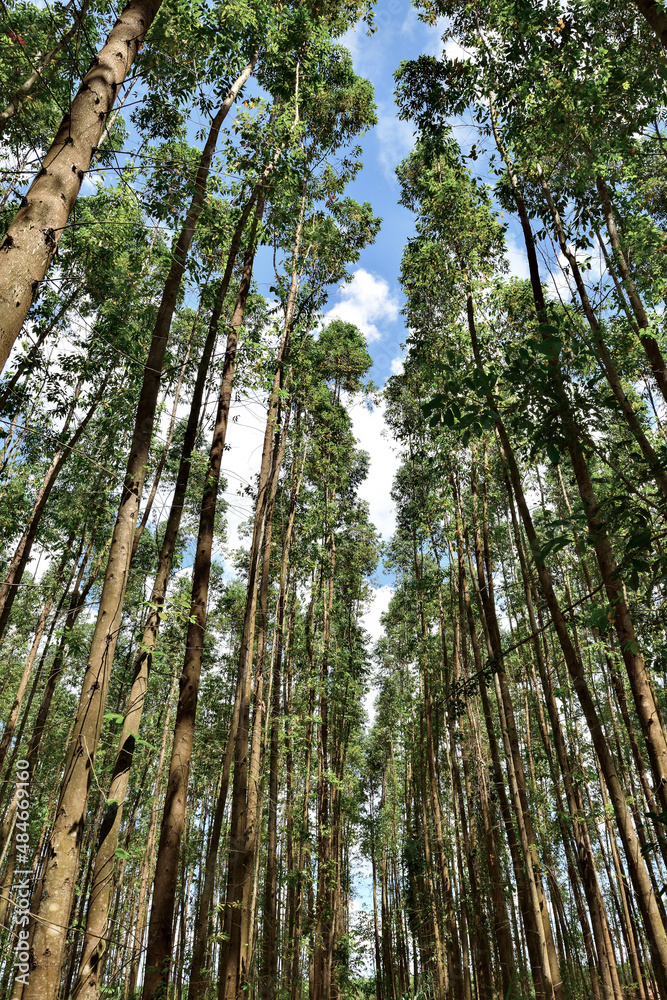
[243,2,456,388]
[333,3,436,384]
[145,3,539,625]
[216,4,450,589]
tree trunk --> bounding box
[261,433,304,1000]
[21,75,253,1000]
[125,663,179,999]
[633,0,667,47]
[220,183,305,1000]
[0,383,103,641]
[0,9,254,371]
[72,180,260,1000]
[0,534,73,775]
[453,539,515,1000]
[220,385,290,1000]
[141,197,262,1000]
[0,0,163,368]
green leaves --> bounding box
[534,335,562,360]
[421,390,497,443]
[529,534,570,565]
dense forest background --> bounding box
[1,1,667,999]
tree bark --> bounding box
[261,433,304,1000]
[21,74,252,1000]
[142,194,263,1000]
[633,0,667,47]
[219,178,304,1000]
[125,663,179,999]
[72,181,259,1000]
[0,0,165,369]
[0,382,103,642]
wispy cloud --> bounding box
[375,105,415,184]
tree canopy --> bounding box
[3,2,667,1000]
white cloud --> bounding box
[390,354,404,375]
[375,106,415,184]
[443,37,473,62]
[547,244,605,303]
[80,170,104,195]
[215,349,400,584]
[216,390,400,578]
[549,251,576,302]
[218,393,267,568]
[505,236,531,282]
[362,584,394,643]
[338,24,363,65]
[400,6,421,38]
[349,397,399,540]
[325,268,399,343]
[362,584,395,727]
[420,14,449,56]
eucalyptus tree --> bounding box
[218,31,380,993]
[15,17,270,1000]
[8,2,667,1000]
[267,319,376,1000]
[385,82,667,988]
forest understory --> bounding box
[2,0,667,999]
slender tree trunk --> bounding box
[223,390,290,1000]
[0,535,73,774]
[131,329,194,556]
[261,434,304,1000]
[220,182,305,1000]
[141,196,262,1000]
[411,527,463,998]
[468,459,562,1000]
[288,615,317,1000]
[369,781,384,1000]
[72,183,260,1000]
[187,691,240,1000]
[0,383,103,641]
[0,0,160,366]
[416,707,448,999]
[454,511,529,999]
[21,73,253,1000]
[0,0,95,125]
[125,663,179,999]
